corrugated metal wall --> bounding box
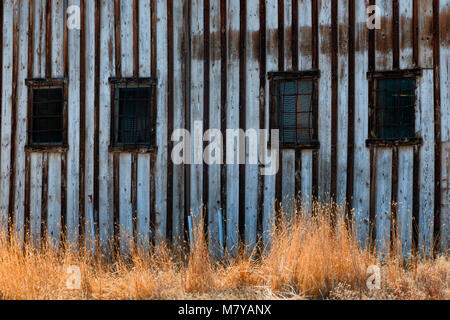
[0,0,448,256]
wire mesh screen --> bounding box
[114,86,152,146]
[275,80,314,145]
[31,87,64,144]
[375,78,415,139]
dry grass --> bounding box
[0,203,448,300]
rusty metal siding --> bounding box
[0,0,448,255]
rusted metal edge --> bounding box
[267,70,321,80]
[311,0,319,202]
[8,2,20,239]
[203,0,210,240]
[346,0,355,225]
[432,0,441,254]
[219,0,227,247]
[392,0,400,70]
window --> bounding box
[269,71,320,149]
[109,78,156,150]
[367,69,421,146]
[26,78,67,148]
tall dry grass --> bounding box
[0,203,448,300]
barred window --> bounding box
[110,78,156,150]
[269,71,319,149]
[374,78,416,139]
[26,79,67,148]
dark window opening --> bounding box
[26,79,67,148]
[373,78,416,140]
[269,71,319,149]
[110,78,156,150]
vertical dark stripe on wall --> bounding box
[275,0,284,210]
[412,146,420,252]
[150,0,157,244]
[41,153,49,241]
[368,0,376,248]
[8,3,19,236]
[114,0,121,77]
[203,0,210,236]
[392,0,400,69]
[258,0,266,240]
[330,0,338,202]
[93,0,100,243]
[291,0,298,71]
[346,0,355,224]
[25,0,34,239]
[238,0,246,243]
[220,0,227,243]
[167,0,174,242]
[432,0,441,253]
[411,0,420,253]
[45,0,52,78]
[311,0,319,199]
[292,0,301,201]
[391,147,399,251]
[369,149,376,247]
[79,0,86,244]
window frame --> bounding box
[25,78,68,152]
[366,69,423,148]
[109,77,157,153]
[268,70,321,150]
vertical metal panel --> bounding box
[374,148,393,257]
[417,70,435,255]
[263,0,278,246]
[190,0,204,223]
[397,146,414,258]
[317,0,331,201]
[225,0,239,254]
[30,153,43,244]
[375,0,393,70]
[208,0,222,256]
[399,0,414,69]
[353,0,371,247]
[14,0,30,242]
[172,0,186,244]
[84,0,96,250]
[440,0,449,251]
[119,153,133,252]
[155,0,168,244]
[47,152,61,248]
[419,0,434,69]
[281,0,295,221]
[298,0,313,212]
[137,154,150,250]
[66,0,81,245]
[0,0,15,234]
[99,0,115,248]
[245,0,260,249]
[336,0,349,208]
